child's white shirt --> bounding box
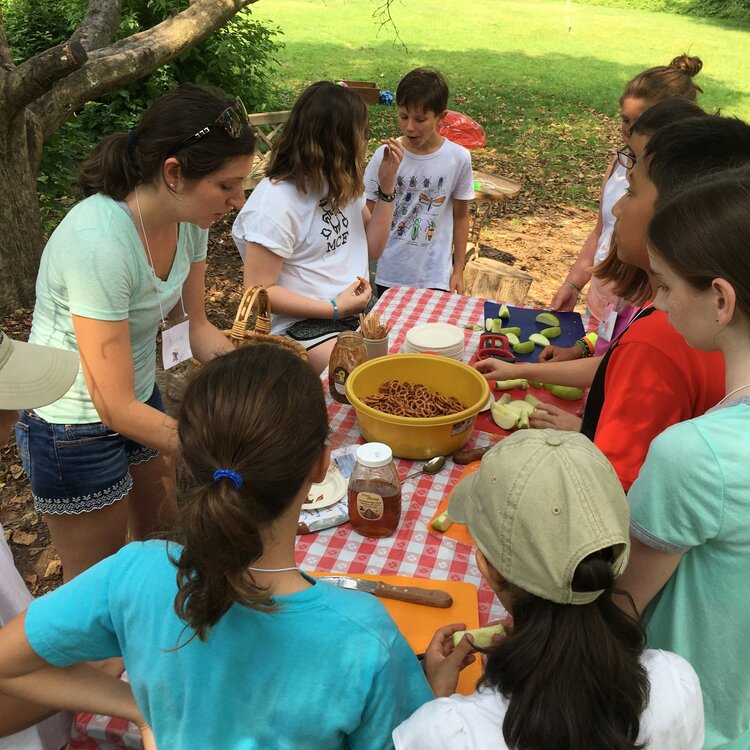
[0,524,71,750]
[393,649,703,750]
[232,178,368,334]
[365,139,473,290]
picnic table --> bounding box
[295,287,505,623]
[72,286,586,750]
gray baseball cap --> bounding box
[448,430,629,605]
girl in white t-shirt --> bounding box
[233,81,404,373]
[395,430,704,750]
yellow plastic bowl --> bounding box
[344,354,490,459]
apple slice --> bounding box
[524,393,542,408]
[494,379,529,391]
[535,312,560,327]
[544,384,584,400]
[540,326,561,339]
[431,510,453,532]
[452,623,507,649]
[512,340,535,355]
[529,333,550,347]
[490,402,519,430]
[498,304,510,320]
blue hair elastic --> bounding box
[213,468,243,489]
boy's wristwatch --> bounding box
[376,187,396,202]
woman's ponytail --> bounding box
[76,132,142,200]
[75,83,255,200]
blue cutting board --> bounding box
[483,302,585,363]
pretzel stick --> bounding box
[359,310,391,339]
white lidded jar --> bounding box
[347,443,402,537]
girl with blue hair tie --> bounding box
[0,344,433,749]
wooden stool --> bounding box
[463,255,532,305]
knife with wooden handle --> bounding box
[323,576,453,608]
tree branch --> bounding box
[372,0,408,52]
[0,8,16,70]
[4,41,88,116]
[69,0,124,53]
[31,0,259,140]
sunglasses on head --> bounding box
[617,145,636,170]
[170,97,249,154]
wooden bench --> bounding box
[242,110,291,192]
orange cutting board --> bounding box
[426,462,480,547]
[312,573,482,695]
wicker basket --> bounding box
[225,286,309,361]
[164,286,307,411]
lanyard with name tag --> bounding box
[161,315,193,370]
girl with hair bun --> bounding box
[233,81,404,374]
[16,84,255,581]
[0,344,434,749]
[619,170,750,748]
[550,54,703,328]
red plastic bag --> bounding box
[437,110,486,149]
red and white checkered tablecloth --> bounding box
[295,286,506,625]
[73,286,515,749]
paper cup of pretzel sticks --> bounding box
[359,311,391,360]
[363,334,389,360]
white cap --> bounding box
[0,331,79,410]
[356,442,393,468]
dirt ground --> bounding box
[0,204,595,595]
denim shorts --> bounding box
[15,386,163,515]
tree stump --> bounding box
[463,256,532,304]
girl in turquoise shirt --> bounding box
[619,169,750,748]
[0,344,433,749]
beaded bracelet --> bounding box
[575,337,592,358]
[564,280,582,294]
[330,299,339,322]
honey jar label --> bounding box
[356,491,384,520]
[332,367,348,395]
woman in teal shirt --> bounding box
[16,84,254,580]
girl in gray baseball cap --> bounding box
[394,430,703,750]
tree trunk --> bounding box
[0,114,45,308]
[0,0,257,313]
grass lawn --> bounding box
[253,0,750,211]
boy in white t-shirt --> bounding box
[365,68,474,294]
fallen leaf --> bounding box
[12,530,37,546]
[10,464,23,479]
[44,559,62,578]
